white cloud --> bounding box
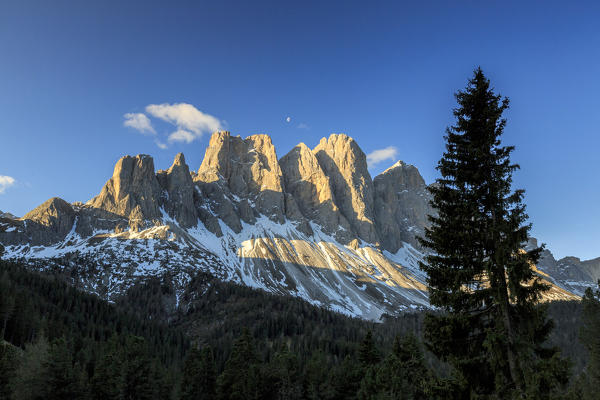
[168,129,195,143]
[366,146,398,168]
[123,113,155,135]
[155,140,168,150]
[0,175,16,194]
[297,123,310,130]
[146,103,222,142]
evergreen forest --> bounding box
[0,258,598,399]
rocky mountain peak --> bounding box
[23,197,74,227]
[313,134,378,244]
[0,210,17,219]
[373,159,433,252]
[196,131,232,180]
[195,131,286,228]
[156,152,198,228]
[172,152,187,167]
[88,154,162,228]
[279,142,351,241]
[167,152,189,174]
[375,159,426,188]
[382,160,405,173]
[21,197,76,244]
[0,131,589,320]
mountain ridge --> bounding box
[0,131,591,319]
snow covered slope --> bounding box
[0,132,585,320]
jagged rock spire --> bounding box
[157,152,198,228]
[88,154,162,229]
[313,134,378,244]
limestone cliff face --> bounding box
[22,197,76,244]
[156,153,198,228]
[313,134,378,244]
[373,161,434,252]
[195,132,286,230]
[279,143,351,241]
[88,155,162,230]
[0,131,588,319]
[23,197,74,231]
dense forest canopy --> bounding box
[0,258,596,399]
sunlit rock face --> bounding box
[313,134,379,244]
[0,131,586,320]
[24,197,75,234]
[88,154,163,231]
[19,197,76,245]
[195,131,287,230]
[279,143,351,242]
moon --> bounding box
[285,116,291,123]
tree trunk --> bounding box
[497,265,523,394]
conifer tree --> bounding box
[387,334,430,398]
[90,336,123,400]
[356,366,379,400]
[355,330,382,400]
[217,328,264,400]
[0,271,15,340]
[44,337,85,400]
[358,330,380,367]
[304,351,335,400]
[120,336,156,400]
[153,360,175,400]
[419,68,569,398]
[579,281,600,400]
[331,355,362,400]
[358,335,431,400]
[11,335,50,400]
[180,345,217,400]
[265,345,303,400]
[0,341,19,399]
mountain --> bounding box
[0,210,17,219]
[0,132,587,320]
[528,238,600,296]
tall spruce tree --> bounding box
[120,336,156,400]
[419,68,569,398]
[357,335,432,400]
[90,336,123,400]
[11,335,50,400]
[180,346,217,400]
[0,342,19,399]
[358,330,380,367]
[44,337,85,400]
[217,328,264,400]
[265,345,303,400]
[304,351,336,400]
[579,281,600,400]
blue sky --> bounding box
[0,1,598,259]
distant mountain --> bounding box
[0,210,17,219]
[0,132,586,320]
[529,238,600,296]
